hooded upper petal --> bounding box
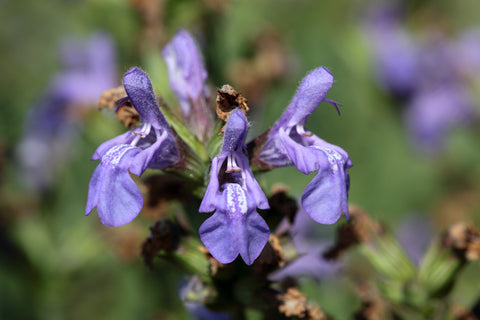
[222,109,247,153]
[272,67,334,131]
[123,67,169,129]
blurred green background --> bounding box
[1,0,480,319]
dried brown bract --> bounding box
[216,85,249,122]
[452,305,480,320]
[198,246,226,276]
[142,174,191,219]
[253,235,285,275]
[98,86,141,129]
[98,86,127,110]
[352,282,389,320]
[141,219,187,268]
[443,222,480,261]
[277,287,329,320]
[116,104,141,129]
[268,188,298,225]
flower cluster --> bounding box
[86,30,352,265]
[365,4,479,155]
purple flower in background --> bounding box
[365,5,419,97]
[162,30,213,140]
[199,109,269,265]
[456,28,480,78]
[270,210,340,282]
[86,67,180,227]
[259,67,352,224]
[404,84,477,155]
[16,33,117,190]
[365,4,479,155]
[53,33,117,105]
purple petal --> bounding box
[269,242,339,282]
[404,84,477,154]
[86,145,143,227]
[199,211,239,264]
[128,130,180,176]
[301,147,348,224]
[199,184,269,265]
[257,131,292,168]
[304,134,353,168]
[199,155,224,213]
[162,30,209,115]
[123,67,169,129]
[222,109,247,153]
[456,28,480,77]
[272,67,334,131]
[92,130,136,160]
[278,128,320,174]
[236,152,269,210]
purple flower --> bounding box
[456,28,480,78]
[258,67,352,224]
[404,84,477,155]
[199,109,269,265]
[162,30,213,140]
[53,32,117,106]
[16,33,117,190]
[270,210,341,282]
[365,6,419,97]
[86,67,180,227]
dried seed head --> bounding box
[253,235,285,275]
[277,287,329,320]
[98,86,127,110]
[443,222,480,261]
[216,84,249,122]
[141,219,186,267]
[98,86,141,128]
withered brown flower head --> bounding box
[216,84,249,122]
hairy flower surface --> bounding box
[86,67,179,227]
[199,109,269,265]
[259,67,352,224]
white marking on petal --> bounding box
[225,183,248,217]
[312,146,342,172]
[102,144,136,168]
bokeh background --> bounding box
[1,0,480,319]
